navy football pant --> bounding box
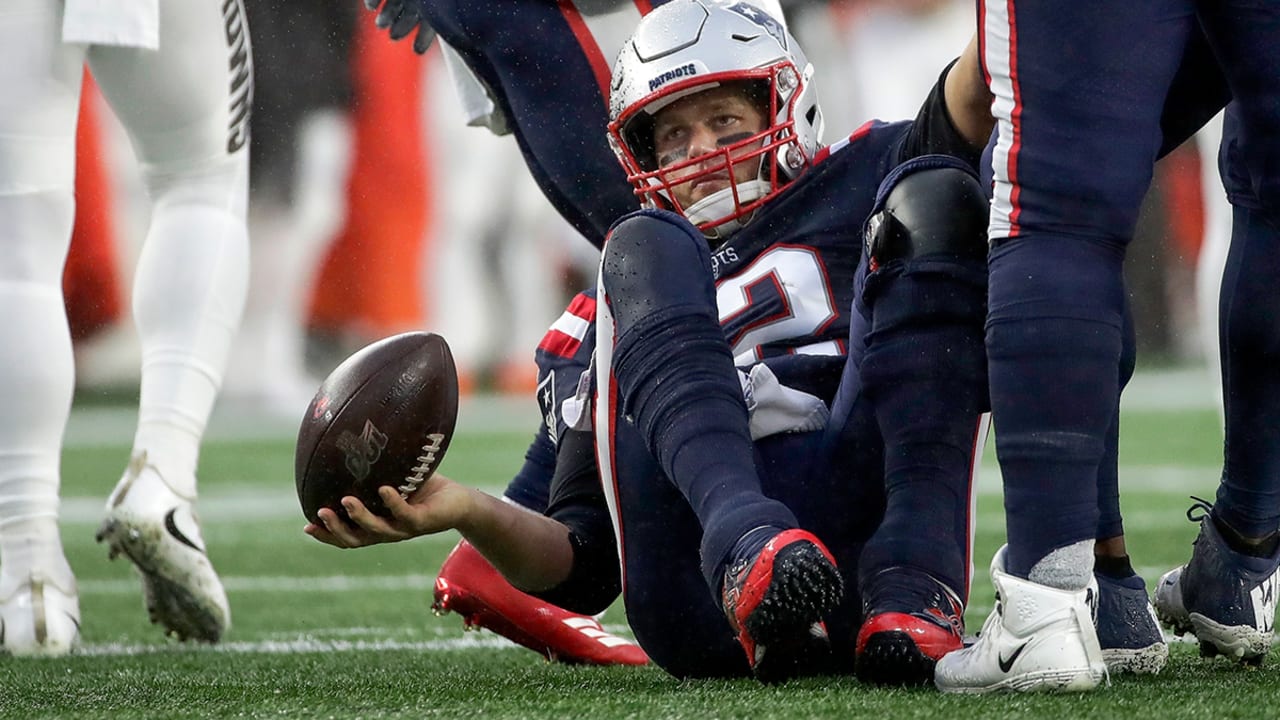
[604,420,878,678]
[597,209,800,600]
[594,210,834,677]
[981,0,1280,573]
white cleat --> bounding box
[934,546,1108,694]
[0,571,81,657]
[96,453,230,642]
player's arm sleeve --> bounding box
[898,60,985,169]
[530,428,621,615]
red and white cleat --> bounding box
[720,528,843,682]
[432,540,649,666]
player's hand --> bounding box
[363,0,437,54]
[304,473,472,548]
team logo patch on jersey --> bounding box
[725,2,786,49]
[537,371,559,444]
[538,293,597,359]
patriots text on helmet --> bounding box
[648,64,699,92]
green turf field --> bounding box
[2,371,1277,719]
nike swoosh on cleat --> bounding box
[164,508,203,552]
[998,642,1027,673]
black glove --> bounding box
[363,0,437,55]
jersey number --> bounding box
[716,245,839,363]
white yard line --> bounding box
[72,635,521,657]
[77,573,440,595]
[973,463,1220,496]
[1119,366,1218,412]
[57,485,509,524]
[70,626,639,658]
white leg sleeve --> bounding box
[0,4,85,576]
[0,273,76,571]
[128,181,249,493]
[89,0,253,493]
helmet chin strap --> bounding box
[684,179,770,242]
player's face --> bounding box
[651,85,768,210]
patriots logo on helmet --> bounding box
[725,2,786,49]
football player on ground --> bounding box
[313,0,996,685]
[0,2,251,654]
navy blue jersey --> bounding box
[520,117,950,459]
[533,290,600,445]
[516,117,927,451]
[710,120,926,400]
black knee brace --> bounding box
[864,158,988,265]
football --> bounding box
[295,331,459,523]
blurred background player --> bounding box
[225,1,435,414]
[302,14,434,381]
[427,45,584,396]
[0,1,252,654]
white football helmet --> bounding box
[608,0,823,240]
